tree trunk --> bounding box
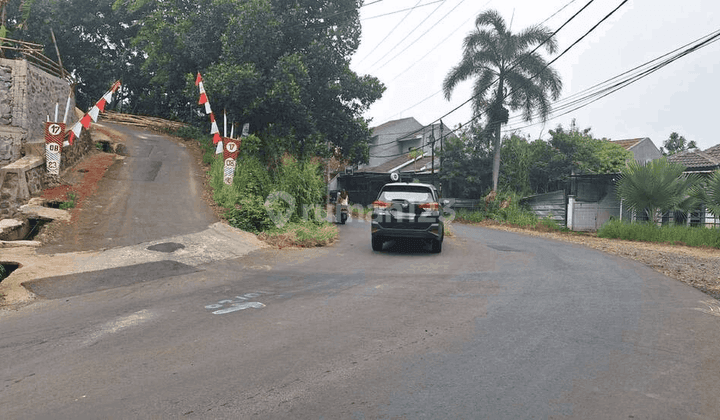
[491,77,505,193]
[492,121,501,192]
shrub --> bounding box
[225,196,274,233]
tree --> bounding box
[123,0,385,163]
[616,158,699,224]
[6,0,384,164]
[692,169,720,219]
[547,121,632,176]
[442,9,562,193]
[661,132,697,156]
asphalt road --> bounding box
[2,126,720,419]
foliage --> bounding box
[443,9,562,191]
[616,158,699,223]
[693,169,720,219]
[4,0,146,110]
[121,0,384,163]
[4,0,384,164]
[439,123,493,198]
[598,219,720,248]
[441,121,631,198]
[547,121,632,175]
[258,221,338,248]
[224,196,274,233]
[661,132,697,156]
[59,192,77,210]
[453,190,540,227]
[272,155,325,222]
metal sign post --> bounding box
[45,121,65,175]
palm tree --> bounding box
[616,158,700,224]
[443,9,562,193]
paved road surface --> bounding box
[2,124,720,418]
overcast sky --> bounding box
[350,0,720,151]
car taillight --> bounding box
[373,200,390,209]
[419,202,440,211]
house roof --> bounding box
[610,138,645,150]
[371,117,422,136]
[667,149,720,169]
[358,154,440,174]
[704,144,720,161]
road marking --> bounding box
[205,291,271,315]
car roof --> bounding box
[381,182,436,189]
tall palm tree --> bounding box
[443,9,562,193]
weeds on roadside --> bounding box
[598,219,720,248]
[258,221,338,248]
[59,192,77,210]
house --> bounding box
[666,145,720,172]
[363,117,452,171]
[524,137,666,231]
[610,137,662,164]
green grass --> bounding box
[59,192,77,210]
[598,219,720,248]
[259,221,338,248]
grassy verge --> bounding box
[258,222,338,248]
[598,219,720,248]
[167,125,339,248]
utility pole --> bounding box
[440,119,444,173]
[431,124,435,175]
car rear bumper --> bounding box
[371,220,443,240]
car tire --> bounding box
[372,237,383,251]
[431,238,442,253]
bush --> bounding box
[225,196,274,233]
[272,155,325,222]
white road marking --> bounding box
[212,302,265,315]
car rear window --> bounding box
[378,186,435,203]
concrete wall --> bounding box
[0,58,74,166]
[630,138,663,165]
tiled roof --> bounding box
[610,138,644,150]
[704,144,720,161]
[667,149,720,169]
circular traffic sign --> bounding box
[48,123,62,136]
[225,142,238,153]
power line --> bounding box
[501,28,720,134]
[363,0,449,72]
[362,0,446,21]
[374,0,627,158]
[390,0,491,82]
[393,0,597,144]
[355,0,424,67]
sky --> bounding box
[349,0,720,151]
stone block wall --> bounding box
[0,58,74,166]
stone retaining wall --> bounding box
[0,58,74,166]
